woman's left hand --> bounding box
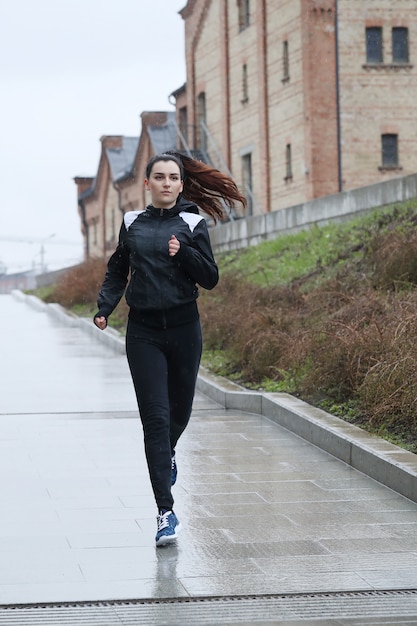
[168,234,180,257]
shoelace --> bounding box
[157,511,172,531]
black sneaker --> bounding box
[155,510,182,546]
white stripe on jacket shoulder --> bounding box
[179,211,204,233]
[124,210,145,230]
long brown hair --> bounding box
[145,151,247,222]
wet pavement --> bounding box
[1,292,417,624]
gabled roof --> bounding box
[148,112,177,154]
[76,136,139,201]
[76,179,95,201]
[106,136,139,182]
[75,113,177,201]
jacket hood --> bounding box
[146,196,200,217]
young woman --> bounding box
[94,151,246,546]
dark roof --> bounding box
[148,112,177,154]
[78,180,96,201]
[76,117,177,202]
[106,136,139,182]
[77,136,139,200]
[169,83,187,98]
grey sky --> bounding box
[0,0,186,273]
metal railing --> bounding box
[170,118,260,219]
[200,120,260,216]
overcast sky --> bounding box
[0,0,186,274]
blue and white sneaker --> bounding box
[155,510,182,546]
[171,451,177,486]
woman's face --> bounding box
[144,160,183,209]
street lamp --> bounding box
[32,233,56,274]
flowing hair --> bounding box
[145,150,247,222]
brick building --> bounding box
[75,0,417,259]
[74,136,138,259]
[174,0,417,215]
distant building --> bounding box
[74,135,139,260]
[74,113,177,260]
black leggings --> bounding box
[126,317,202,511]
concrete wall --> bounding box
[210,171,417,253]
[35,266,81,289]
[0,266,82,294]
[0,271,36,294]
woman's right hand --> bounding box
[94,316,107,330]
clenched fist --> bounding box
[168,234,180,257]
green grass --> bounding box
[218,200,417,288]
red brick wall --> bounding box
[301,0,339,198]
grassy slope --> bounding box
[198,200,417,452]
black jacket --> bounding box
[95,198,219,327]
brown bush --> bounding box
[199,272,304,381]
[357,297,417,428]
[369,230,417,290]
[299,310,386,402]
[200,267,417,444]
[298,290,389,401]
[48,258,107,308]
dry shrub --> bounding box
[198,272,244,350]
[201,270,417,436]
[234,307,300,381]
[200,222,417,446]
[327,293,386,325]
[297,290,387,399]
[282,288,417,434]
[357,297,417,429]
[199,271,304,381]
[299,311,386,402]
[49,258,108,308]
[369,230,417,289]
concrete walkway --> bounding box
[1,292,417,624]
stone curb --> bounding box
[12,290,126,354]
[196,366,417,504]
[14,289,417,503]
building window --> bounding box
[392,27,409,63]
[366,27,383,63]
[179,106,188,146]
[196,92,207,152]
[285,144,293,180]
[241,64,249,103]
[282,40,290,81]
[111,208,116,241]
[381,134,398,167]
[238,0,250,31]
[242,153,253,215]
